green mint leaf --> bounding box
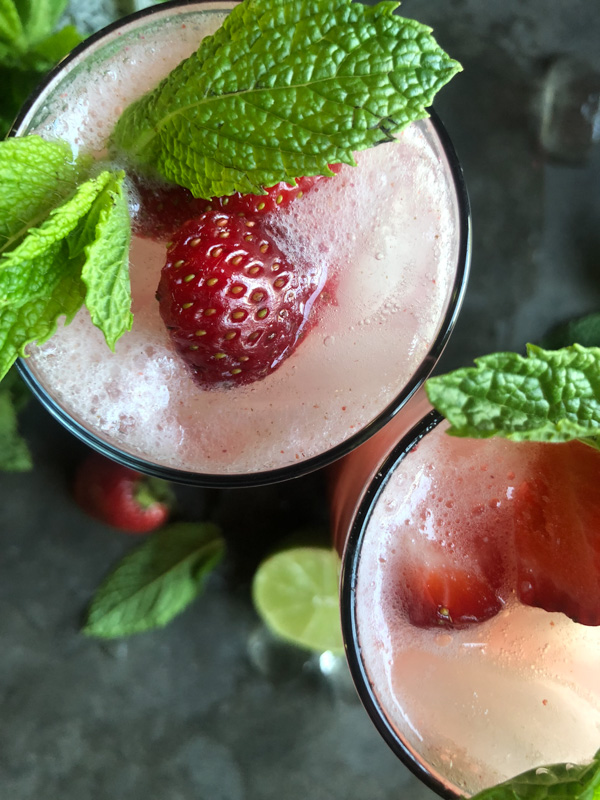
[471,750,600,800]
[0,39,19,63]
[0,14,82,134]
[0,390,32,469]
[0,0,76,68]
[111,0,461,198]
[83,522,225,638]
[0,367,32,470]
[425,344,600,445]
[0,136,86,251]
[0,165,131,380]
[20,24,83,71]
[3,363,30,412]
[0,0,83,129]
[0,169,113,309]
[16,0,69,46]
[0,244,86,379]
[0,0,23,48]
[77,171,132,350]
[541,312,600,351]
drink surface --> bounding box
[19,4,462,476]
[355,422,600,795]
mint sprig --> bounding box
[111,0,461,198]
[0,137,132,381]
[471,750,600,800]
[426,344,600,446]
[84,522,225,638]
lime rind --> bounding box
[252,547,344,654]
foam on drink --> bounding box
[20,5,462,476]
[355,421,600,795]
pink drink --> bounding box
[14,2,469,485]
[334,401,600,797]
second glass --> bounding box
[332,393,600,798]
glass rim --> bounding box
[339,410,467,800]
[11,0,472,489]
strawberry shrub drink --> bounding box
[7,0,469,485]
[334,352,600,798]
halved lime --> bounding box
[252,547,344,654]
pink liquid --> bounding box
[335,409,600,796]
[15,4,467,480]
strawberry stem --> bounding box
[134,476,175,510]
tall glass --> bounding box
[332,394,600,798]
[12,0,470,487]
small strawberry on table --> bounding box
[73,451,174,534]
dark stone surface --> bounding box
[2,1,600,798]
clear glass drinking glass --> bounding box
[12,1,471,487]
[333,393,600,798]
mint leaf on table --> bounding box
[425,344,600,446]
[3,362,29,412]
[13,23,82,71]
[541,312,600,350]
[471,750,600,800]
[13,0,70,44]
[111,0,461,199]
[0,0,80,68]
[0,367,32,470]
[83,522,225,638]
[0,0,22,46]
[0,0,84,136]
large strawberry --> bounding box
[156,210,325,387]
[513,441,600,626]
[132,167,341,241]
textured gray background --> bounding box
[1,1,600,799]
